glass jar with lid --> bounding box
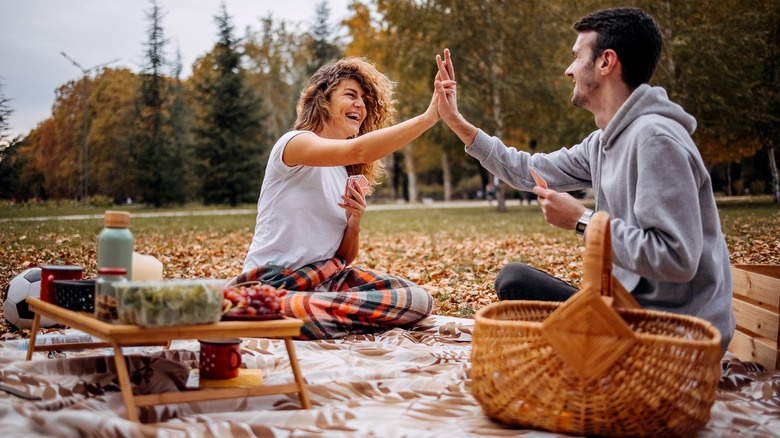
[95,267,127,323]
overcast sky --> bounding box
[0,0,352,138]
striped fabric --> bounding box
[227,257,433,340]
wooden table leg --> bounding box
[25,313,41,361]
[284,336,310,409]
[111,343,140,422]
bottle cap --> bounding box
[98,267,127,276]
[104,210,130,228]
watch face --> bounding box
[576,209,593,235]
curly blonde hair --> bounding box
[294,57,396,193]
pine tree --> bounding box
[193,2,267,206]
[306,1,342,75]
[166,47,194,203]
[0,81,23,199]
[0,82,12,142]
[133,0,184,206]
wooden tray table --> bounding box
[24,297,310,421]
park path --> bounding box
[2,195,757,223]
[0,200,499,222]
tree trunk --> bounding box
[726,164,732,196]
[385,153,397,201]
[491,64,507,212]
[662,1,677,94]
[403,144,417,203]
[441,150,452,202]
[769,142,779,204]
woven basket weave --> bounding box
[471,212,722,437]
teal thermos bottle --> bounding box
[97,210,134,280]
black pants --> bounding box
[494,262,578,302]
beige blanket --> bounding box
[0,316,778,437]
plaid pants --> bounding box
[228,257,433,340]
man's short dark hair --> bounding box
[573,8,663,89]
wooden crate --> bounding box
[727,265,780,370]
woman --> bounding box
[229,57,438,339]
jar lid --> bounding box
[104,210,130,228]
[41,264,84,272]
[98,267,127,276]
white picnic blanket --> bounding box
[0,315,778,437]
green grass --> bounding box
[362,205,580,245]
[0,202,570,260]
[0,200,255,219]
[0,208,257,248]
[1,198,777,255]
[712,198,779,224]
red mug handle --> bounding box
[228,349,241,371]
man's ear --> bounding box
[599,49,619,76]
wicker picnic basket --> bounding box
[471,211,723,437]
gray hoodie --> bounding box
[466,84,735,351]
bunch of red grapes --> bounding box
[222,283,287,317]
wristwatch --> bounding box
[575,209,594,235]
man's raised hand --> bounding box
[435,48,459,124]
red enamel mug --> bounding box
[40,265,84,304]
[199,338,242,379]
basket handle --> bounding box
[582,211,640,309]
[540,211,638,381]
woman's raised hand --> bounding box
[424,76,442,122]
[435,49,459,124]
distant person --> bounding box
[485,182,496,205]
[433,8,735,351]
[230,57,437,339]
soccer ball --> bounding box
[3,268,58,330]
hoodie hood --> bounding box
[602,84,697,150]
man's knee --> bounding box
[495,263,536,300]
[494,262,577,302]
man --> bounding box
[434,7,734,351]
